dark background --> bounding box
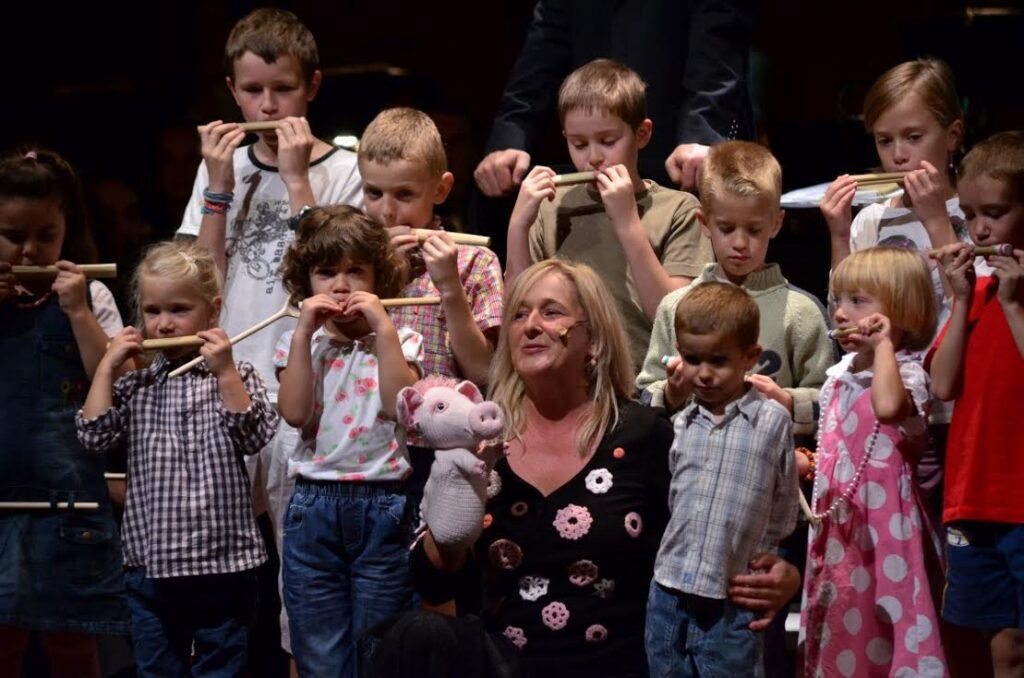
[2,0,1022,302]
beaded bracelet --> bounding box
[201,188,233,216]
[796,446,816,482]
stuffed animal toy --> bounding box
[397,376,505,549]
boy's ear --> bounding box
[635,118,654,150]
[306,70,323,102]
[696,207,713,239]
[770,208,785,238]
[744,343,762,371]
[226,77,240,107]
[434,172,454,205]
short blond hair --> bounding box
[489,260,634,456]
[863,58,962,132]
[959,130,1024,205]
[675,283,759,350]
[358,107,447,179]
[699,141,782,209]
[830,247,937,352]
[132,241,222,324]
[224,8,319,83]
[557,59,647,130]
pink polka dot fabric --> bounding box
[802,382,947,676]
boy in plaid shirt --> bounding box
[357,107,503,506]
[645,282,799,677]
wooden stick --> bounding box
[169,301,300,378]
[169,297,443,378]
[798,491,816,524]
[928,243,1013,258]
[142,336,207,350]
[850,172,907,183]
[413,229,491,247]
[12,264,117,279]
[829,323,884,339]
[196,121,280,133]
[552,171,597,186]
[0,502,99,510]
[381,296,441,308]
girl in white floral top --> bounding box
[275,205,423,677]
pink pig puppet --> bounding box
[397,376,505,549]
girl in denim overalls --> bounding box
[0,149,129,675]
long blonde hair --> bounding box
[490,260,634,455]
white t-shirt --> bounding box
[177,145,363,394]
[273,326,424,482]
[89,280,125,336]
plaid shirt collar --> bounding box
[680,384,760,429]
[149,351,211,383]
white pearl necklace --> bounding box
[806,371,881,527]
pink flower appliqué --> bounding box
[488,539,523,571]
[624,512,643,538]
[330,358,345,371]
[348,425,368,440]
[585,624,609,643]
[343,414,355,425]
[360,377,378,390]
[503,626,527,649]
[274,348,286,362]
[553,504,593,540]
[388,440,399,452]
[567,560,599,587]
[366,357,378,367]
[541,602,570,631]
[334,390,348,403]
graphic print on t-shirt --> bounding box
[226,198,290,292]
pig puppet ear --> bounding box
[455,380,484,404]
[397,387,424,429]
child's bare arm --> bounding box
[277,295,341,427]
[930,244,974,399]
[195,121,246,274]
[275,117,317,214]
[865,316,915,423]
[506,166,556,286]
[52,262,131,379]
[345,292,418,419]
[820,175,857,270]
[597,165,689,319]
[422,233,496,385]
[990,248,1024,359]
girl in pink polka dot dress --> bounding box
[800,248,947,677]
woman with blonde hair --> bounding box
[371,260,800,678]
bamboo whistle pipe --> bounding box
[168,297,442,378]
[12,264,117,279]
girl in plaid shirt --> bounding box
[275,206,423,677]
[77,241,279,675]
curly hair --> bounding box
[279,205,406,305]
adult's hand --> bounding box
[728,553,801,631]
[474,149,531,197]
[665,143,710,192]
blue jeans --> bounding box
[645,581,763,678]
[282,480,413,678]
[124,567,256,677]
